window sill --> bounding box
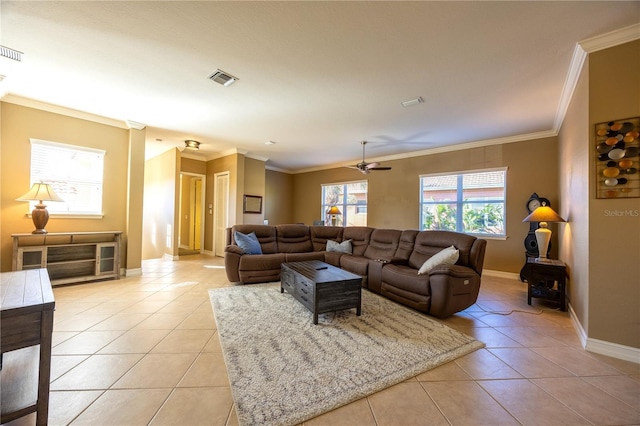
[475,235,507,241]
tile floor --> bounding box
[5,255,640,426]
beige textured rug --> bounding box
[209,283,484,426]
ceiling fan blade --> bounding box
[366,162,380,169]
[370,166,392,171]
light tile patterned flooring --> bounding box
[5,255,640,425]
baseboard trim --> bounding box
[568,304,588,348]
[203,250,216,256]
[125,268,142,277]
[163,253,179,261]
[585,337,640,364]
[568,303,639,364]
[482,269,520,280]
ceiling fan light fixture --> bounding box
[184,140,200,150]
[401,97,424,108]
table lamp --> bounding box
[523,204,565,259]
[326,206,342,226]
[17,183,64,234]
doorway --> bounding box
[179,173,205,255]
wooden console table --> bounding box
[12,231,122,285]
[1,269,55,425]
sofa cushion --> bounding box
[327,239,352,254]
[284,252,325,263]
[233,224,278,254]
[342,227,374,256]
[234,231,263,255]
[276,224,313,253]
[310,226,344,251]
[381,264,431,296]
[408,230,476,270]
[363,228,401,261]
[340,254,369,276]
[417,245,459,275]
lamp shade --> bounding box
[326,206,342,215]
[522,206,565,224]
[17,183,64,203]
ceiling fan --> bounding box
[347,141,392,174]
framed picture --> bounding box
[595,117,639,198]
[243,195,262,214]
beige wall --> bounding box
[205,154,239,252]
[292,138,560,273]
[181,157,207,175]
[558,56,591,334]
[588,40,640,348]
[242,157,266,225]
[125,128,145,273]
[0,102,132,272]
[142,148,179,260]
[265,169,294,225]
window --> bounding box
[419,168,506,236]
[29,139,105,215]
[321,181,368,226]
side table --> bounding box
[522,258,567,311]
[1,269,55,425]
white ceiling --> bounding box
[2,1,639,172]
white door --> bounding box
[190,178,203,251]
[214,172,230,257]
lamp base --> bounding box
[31,204,50,234]
[534,223,551,259]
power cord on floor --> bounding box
[474,303,560,316]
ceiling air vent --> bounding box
[208,69,238,87]
[0,45,23,62]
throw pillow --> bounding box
[234,231,263,255]
[326,239,352,254]
[417,245,459,275]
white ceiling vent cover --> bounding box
[208,69,238,86]
[0,45,23,62]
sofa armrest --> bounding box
[428,265,481,318]
[225,244,244,255]
[224,248,243,282]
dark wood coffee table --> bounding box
[281,260,362,324]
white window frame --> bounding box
[28,139,105,218]
[419,167,507,237]
[321,180,368,227]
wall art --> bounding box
[243,195,262,214]
[595,117,639,198]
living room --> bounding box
[1,2,639,425]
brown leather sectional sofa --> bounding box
[224,224,487,318]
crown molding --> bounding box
[290,130,557,175]
[579,22,640,53]
[245,153,269,162]
[553,44,588,133]
[552,23,640,134]
[1,93,129,128]
[125,120,146,130]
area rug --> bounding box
[209,283,484,426]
